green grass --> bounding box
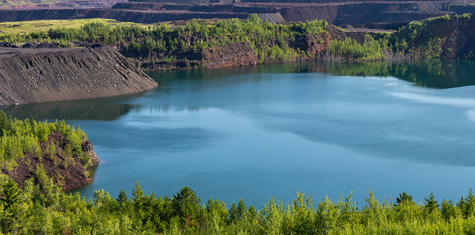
[0,0,59,7]
[0,18,146,36]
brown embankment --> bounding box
[0,0,126,9]
[0,0,471,25]
[0,44,158,106]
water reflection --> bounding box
[1,96,138,121]
[150,60,475,89]
[284,60,475,89]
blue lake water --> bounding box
[4,61,475,207]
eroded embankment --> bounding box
[0,0,468,25]
[0,45,158,106]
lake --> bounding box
[4,60,475,207]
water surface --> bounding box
[5,60,475,207]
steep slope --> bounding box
[0,44,158,106]
[392,14,475,59]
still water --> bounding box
[5,60,475,207]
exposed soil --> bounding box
[4,131,99,191]
[0,0,127,9]
[202,42,259,68]
[0,44,158,106]
[0,0,472,26]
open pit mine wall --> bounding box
[0,1,474,25]
[0,45,158,106]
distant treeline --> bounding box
[0,13,473,66]
[0,15,329,63]
[0,14,389,63]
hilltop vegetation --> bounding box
[0,18,140,36]
[1,14,475,69]
[0,111,97,190]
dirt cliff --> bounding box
[0,44,158,106]
[0,0,468,26]
[202,42,259,69]
[0,0,126,9]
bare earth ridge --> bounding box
[0,45,158,106]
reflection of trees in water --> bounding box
[1,99,135,121]
[285,60,475,89]
[132,105,208,114]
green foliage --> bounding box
[0,15,329,65]
[329,35,384,60]
[172,186,202,228]
[394,191,413,207]
[390,14,473,59]
[0,180,20,210]
[35,163,48,185]
[0,111,90,182]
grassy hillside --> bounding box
[0,18,143,36]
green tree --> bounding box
[228,202,238,224]
[0,180,20,210]
[0,111,7,137]
[424,192,440,213]
[117,188,128,205]
[172,186,201,227]
[394,192,413,207]
[237,198,247,220]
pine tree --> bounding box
[132,182,143,210]
[424,192,440,213]
[206,197,215,213]
[172,186,201,226]
[394,192,413,207]
[117,188,128,205]
[237,198,246,220]
[248,205,257,221]
[0,111,8,137]
[228,202,238,224]
[0,180,20,210]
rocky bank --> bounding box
[0,44,158,106]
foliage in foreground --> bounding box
[0,111,88,172]
[0,178,475,234]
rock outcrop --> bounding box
[0,44,158,106]
[202,42,259,69]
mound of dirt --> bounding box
[0,44,158,106]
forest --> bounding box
[0,113,475,233]
[3,176,475,234]
[1,13,471,68]
[0,14,392,67]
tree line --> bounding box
[2,14,471,64]
[1,177,475,234]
